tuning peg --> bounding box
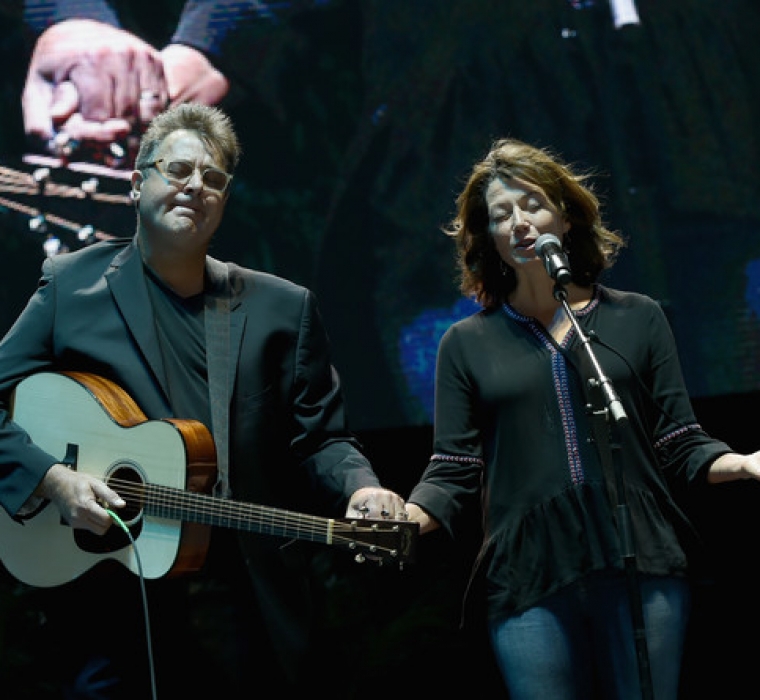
[43,234,63,257]
[80,178,99,195]
[28,214,47,234]
[32,167,50,192]
[109,142,126,160]
[47,131,77,159]
[77,225,96,245]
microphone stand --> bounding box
[553,281,654,700]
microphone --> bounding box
[534,233,571,286]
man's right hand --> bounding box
[37,463,126,535]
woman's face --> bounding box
[485,175,569,273]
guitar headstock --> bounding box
[332,518,419,568]
[1,156,133,257]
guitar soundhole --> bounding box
[74,463,145,554]
[107,464,145,524]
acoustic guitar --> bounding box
[0,371,418,588]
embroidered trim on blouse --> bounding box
[430,453,485,467]
[501,287,602,485]
[653,423,702,451]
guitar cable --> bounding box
[105,509,159,700]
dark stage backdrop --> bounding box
[2,0,760,436]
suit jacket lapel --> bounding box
[205,257,245,391]
[204,257,245,497]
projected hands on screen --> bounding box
[22,19,229,170]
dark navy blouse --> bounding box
[408,285,732,622]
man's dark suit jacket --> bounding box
[0,236,382,678]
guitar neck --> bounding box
[144,482,333,543]
[135,481,418,565]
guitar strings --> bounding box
[103,476,408,559]
[0,163,128,241]
[0,194,115,240]
[0,165,131,204]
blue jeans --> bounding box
[488,571,691,700]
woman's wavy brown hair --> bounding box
[444,138,626,309]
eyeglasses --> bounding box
[146,159,232,193]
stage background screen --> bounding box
[2,0,760,433]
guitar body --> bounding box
[0,371,216,587]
